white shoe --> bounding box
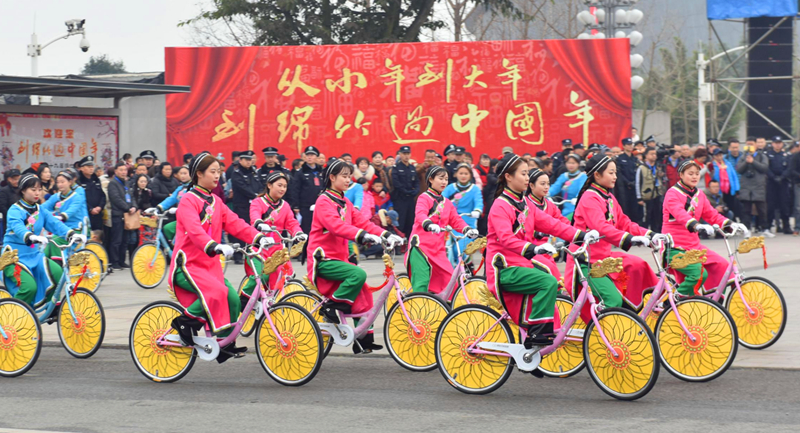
[761,229,776,238]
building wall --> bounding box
[633,109,671,144]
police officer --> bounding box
[391,145,419,237]
[290,146,324,264]
[551,139,573,173]
[258,146,289,186]
[616,137,640,221]
[443,144,459,184]
[230,150,263,263]
[139,150,158,178]
[76,155,106,231]
[766,136,793,234]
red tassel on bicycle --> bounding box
[13,264,21,287]
[693,265,705,296]
[762,245,768,270]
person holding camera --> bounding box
[736,137,771,237]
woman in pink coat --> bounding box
[662,160,746,296]
[405,166,479,296]
[565,154,667,324]
[308,160,403,353]
[169,152,273,362]
[525,168,573,284]
[486,154,593,350]
[242,171,306,300]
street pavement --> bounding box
[2,234,797,432]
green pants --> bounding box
[579,263,622,308]
[408,247,431,293]
[669,249,707,296]
[317,259,367,303]
[163,221,177,244]
[44,236,67,261]
[498,267,558,322]
[3,259,63,306]
[173,267,239,337]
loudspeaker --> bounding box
[746,17,793,139]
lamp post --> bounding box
[576,0,644,91]
[27,19,90,105]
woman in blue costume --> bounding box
[442,163,483,266]
[40,169,88,261]
[549,154,586,220]
[2,174,86,307]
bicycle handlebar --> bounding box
[548,198,576,206]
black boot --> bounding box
[171,315,204,347]
[783,219,793,235]
[45,302,62,325]
[319,301,351,324]
[523,322,555,349]
[217,342,248,364]
[353,333,383,354]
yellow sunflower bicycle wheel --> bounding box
[131,244,167,289]
[256,302,323,386]
[725,277,786,350]
[656,297,737,382]
[0,289,11,299]
[384,273,411,316]
[539,294,586,378]
[584,308,659,400]
[279,280,307,300]
[238,275,259,337]
[435,304,514,394]
[640,289,668,331]
[0,298,41,377]
[58,288,105,358]
[450,277,487,310]
[129,301,196,383]
[70,250,102,292]
[281,292,333,358]
[385,293,450,372]
[83,241,108,277]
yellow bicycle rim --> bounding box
[385,275,412,314]
[438,308,512,391]
[641,291,666,331]
[386,296,448,369]
[0,289,11,299]
[132,245,167,287]
[451,279,487,310]
[658,300,734,379]
[71,251,102,292]
[84,242,108,273]
[283,294,330,350]
[278,281,307,300]
[131,305,194,381]
[539,298,586,376]
[728,281,784,348]
[59,291,103,356]
[0,301,39,375]
[586,312,656,396]
[257,305,321,383]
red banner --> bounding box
[165,40,631,164]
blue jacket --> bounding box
[344,183,364,210]
[442,182,483,228]
[41,186,88,231]
[550,171,586,217]
[156,182,190,211]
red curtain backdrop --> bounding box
[164,40,632,164]
[165,47,259,156]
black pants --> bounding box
[231,204,251,261]
[740,200,768,231]
[643,196,663,232]
[299,207,313,263]
[107,216,126,267]
[723,192,744,223]
[394,197,414,240]
[623,185,641,223]
[766,180,792,228]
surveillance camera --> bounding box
[79,36,90,52]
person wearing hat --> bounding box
[229,150,263,264]
[139,150,158,178]
[405,165,478,296]
[525,168,596,284]
[41,169,89,258]
[565,154,667,325]
[239,170,306,303]
[167,152,273,361]
[390,145,419,238]
[2,174,86,307]
[76,155,106,231]
[766,135,793,234]
[550,139,572,173]
[308,159,402,354]
[290,146,324,263]
[616,137,640,218]
[662,160,748,296]
[443,144,459,184]
[0,169,21,234]
[258,146,289,187]
[442,163,482,265]
[549,154,586,220]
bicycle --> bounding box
[637,237,738,382]
[434,240,660,400]
[129,243,324,386]
[44,217,105,292]
[131,209,228,289]
[237,229,308,337]
[0,236,106,377]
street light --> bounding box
[27,18,90,105]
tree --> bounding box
[81,55,127,75]
[180,0,522,46]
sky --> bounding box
[0,0,201,76]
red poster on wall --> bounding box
[165,39,631,164]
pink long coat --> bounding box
[169,186,263,333]
[662,182,732,292]
[307,189,386,314]
[404,189,467,296]
[526,194,572,282]
[566,184,657,323]
[248,195,303,288]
